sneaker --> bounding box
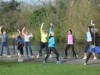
[43,60,46,63]
[56,61,61,64]
[84,63,87,65]
[7,55,11,58]
[93,57,97,60]
[74,56,78,59]
[18,58,23,62]
[64,56,67,59]
[45,54,47,57]
[50,54,52,58]
[37,54,39,58]
[83,57,87,59]
[31,56,34,58]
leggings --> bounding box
[45,47,59,61]
[65,44,76,57]
[17,42,23,55]
[84,42,91,53]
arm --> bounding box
[22,27,25,35]
[17,29,21,34]
[0,26,2,34]
[29,33,33,37]
[49,23,53,36]
[95,37,100,46]
[40,23,44,33]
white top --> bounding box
[23,33,32,42]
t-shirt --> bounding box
[23,33,32,42]
[86,32,92,41]
[67,34,73,45]
[0,34,8,42]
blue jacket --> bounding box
[48,36,55,47]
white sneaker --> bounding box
[83,57,87,59]
[18,58,23,62]
[84,63,87,65]
[45,54,47,57]
[93,57,97,60]
[7,55,11,58]
[37,55,39,58]
[50,54,52,58]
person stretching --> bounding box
[64,30,77,59]
[22,27,34,58]
[43,31,61,64]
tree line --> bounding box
[0,0,100,41]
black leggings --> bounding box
[17,43,23,55]
[39,42,48,56]
[45,47,59,61]
[84,42,91,53]
[86,52,100,63]
[65,44,76,57]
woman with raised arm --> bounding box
[84,24,99,65]
[16,29,24,62]
[37,23,48,58]
[22,27,34,58]
[43,30,61,64]
[0,26,11,57]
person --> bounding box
[16,29,24,62]
[64,30,77,59]
[83,20,97,60]
[0,26,11,57]
[43,30,61,64]
[22,27,34,58]
[37,23,48,58]
[84,24,99,65]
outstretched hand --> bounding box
[0,26,2,28]
[50,23,53,26]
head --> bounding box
[3,30,6,34]
[18,32,22,36]
[68,30,72,34]
[43,29,46,34]
[94,28,98,33]
[50,31,54,36]
[87,26,90,31]
[25,31,29,35]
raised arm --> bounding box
[49,23,53,36]
[17,29,21,34]
[22,27,25,35]
[0,26,2,34]
[40,23,44,33]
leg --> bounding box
[85,52,92,63]
[28,42,33,56]
[25,42,28,57]
[51,47,59,61]
[39,42,44,56]
[65,45,70,56]
[5,43,10,55]
[83,42,90,58]
[45,42,48,54]
[44,48,51,61]
[19,44,23,58]
[71,44,76,58]
[0,43,4,56]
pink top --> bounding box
[67,34,73,44]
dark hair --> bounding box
[69,30,72,34]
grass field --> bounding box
[0,61,100,75]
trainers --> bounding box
[84,63,87,65]
[7,55,11,58]
[64,56,67,59]
[37,54,39,58]
[43,60,46,63]
[83,57,87,59]
[56,61,61,64]
[50,54,52,58]
[93,57,97,60]
[31,56,34,58]
[18,58,23,62]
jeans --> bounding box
[0,42,10,56]
[24,42,33,56]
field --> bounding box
[0,61,100,75]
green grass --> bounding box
[0,61,100,75]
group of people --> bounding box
[0,20,100,65]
